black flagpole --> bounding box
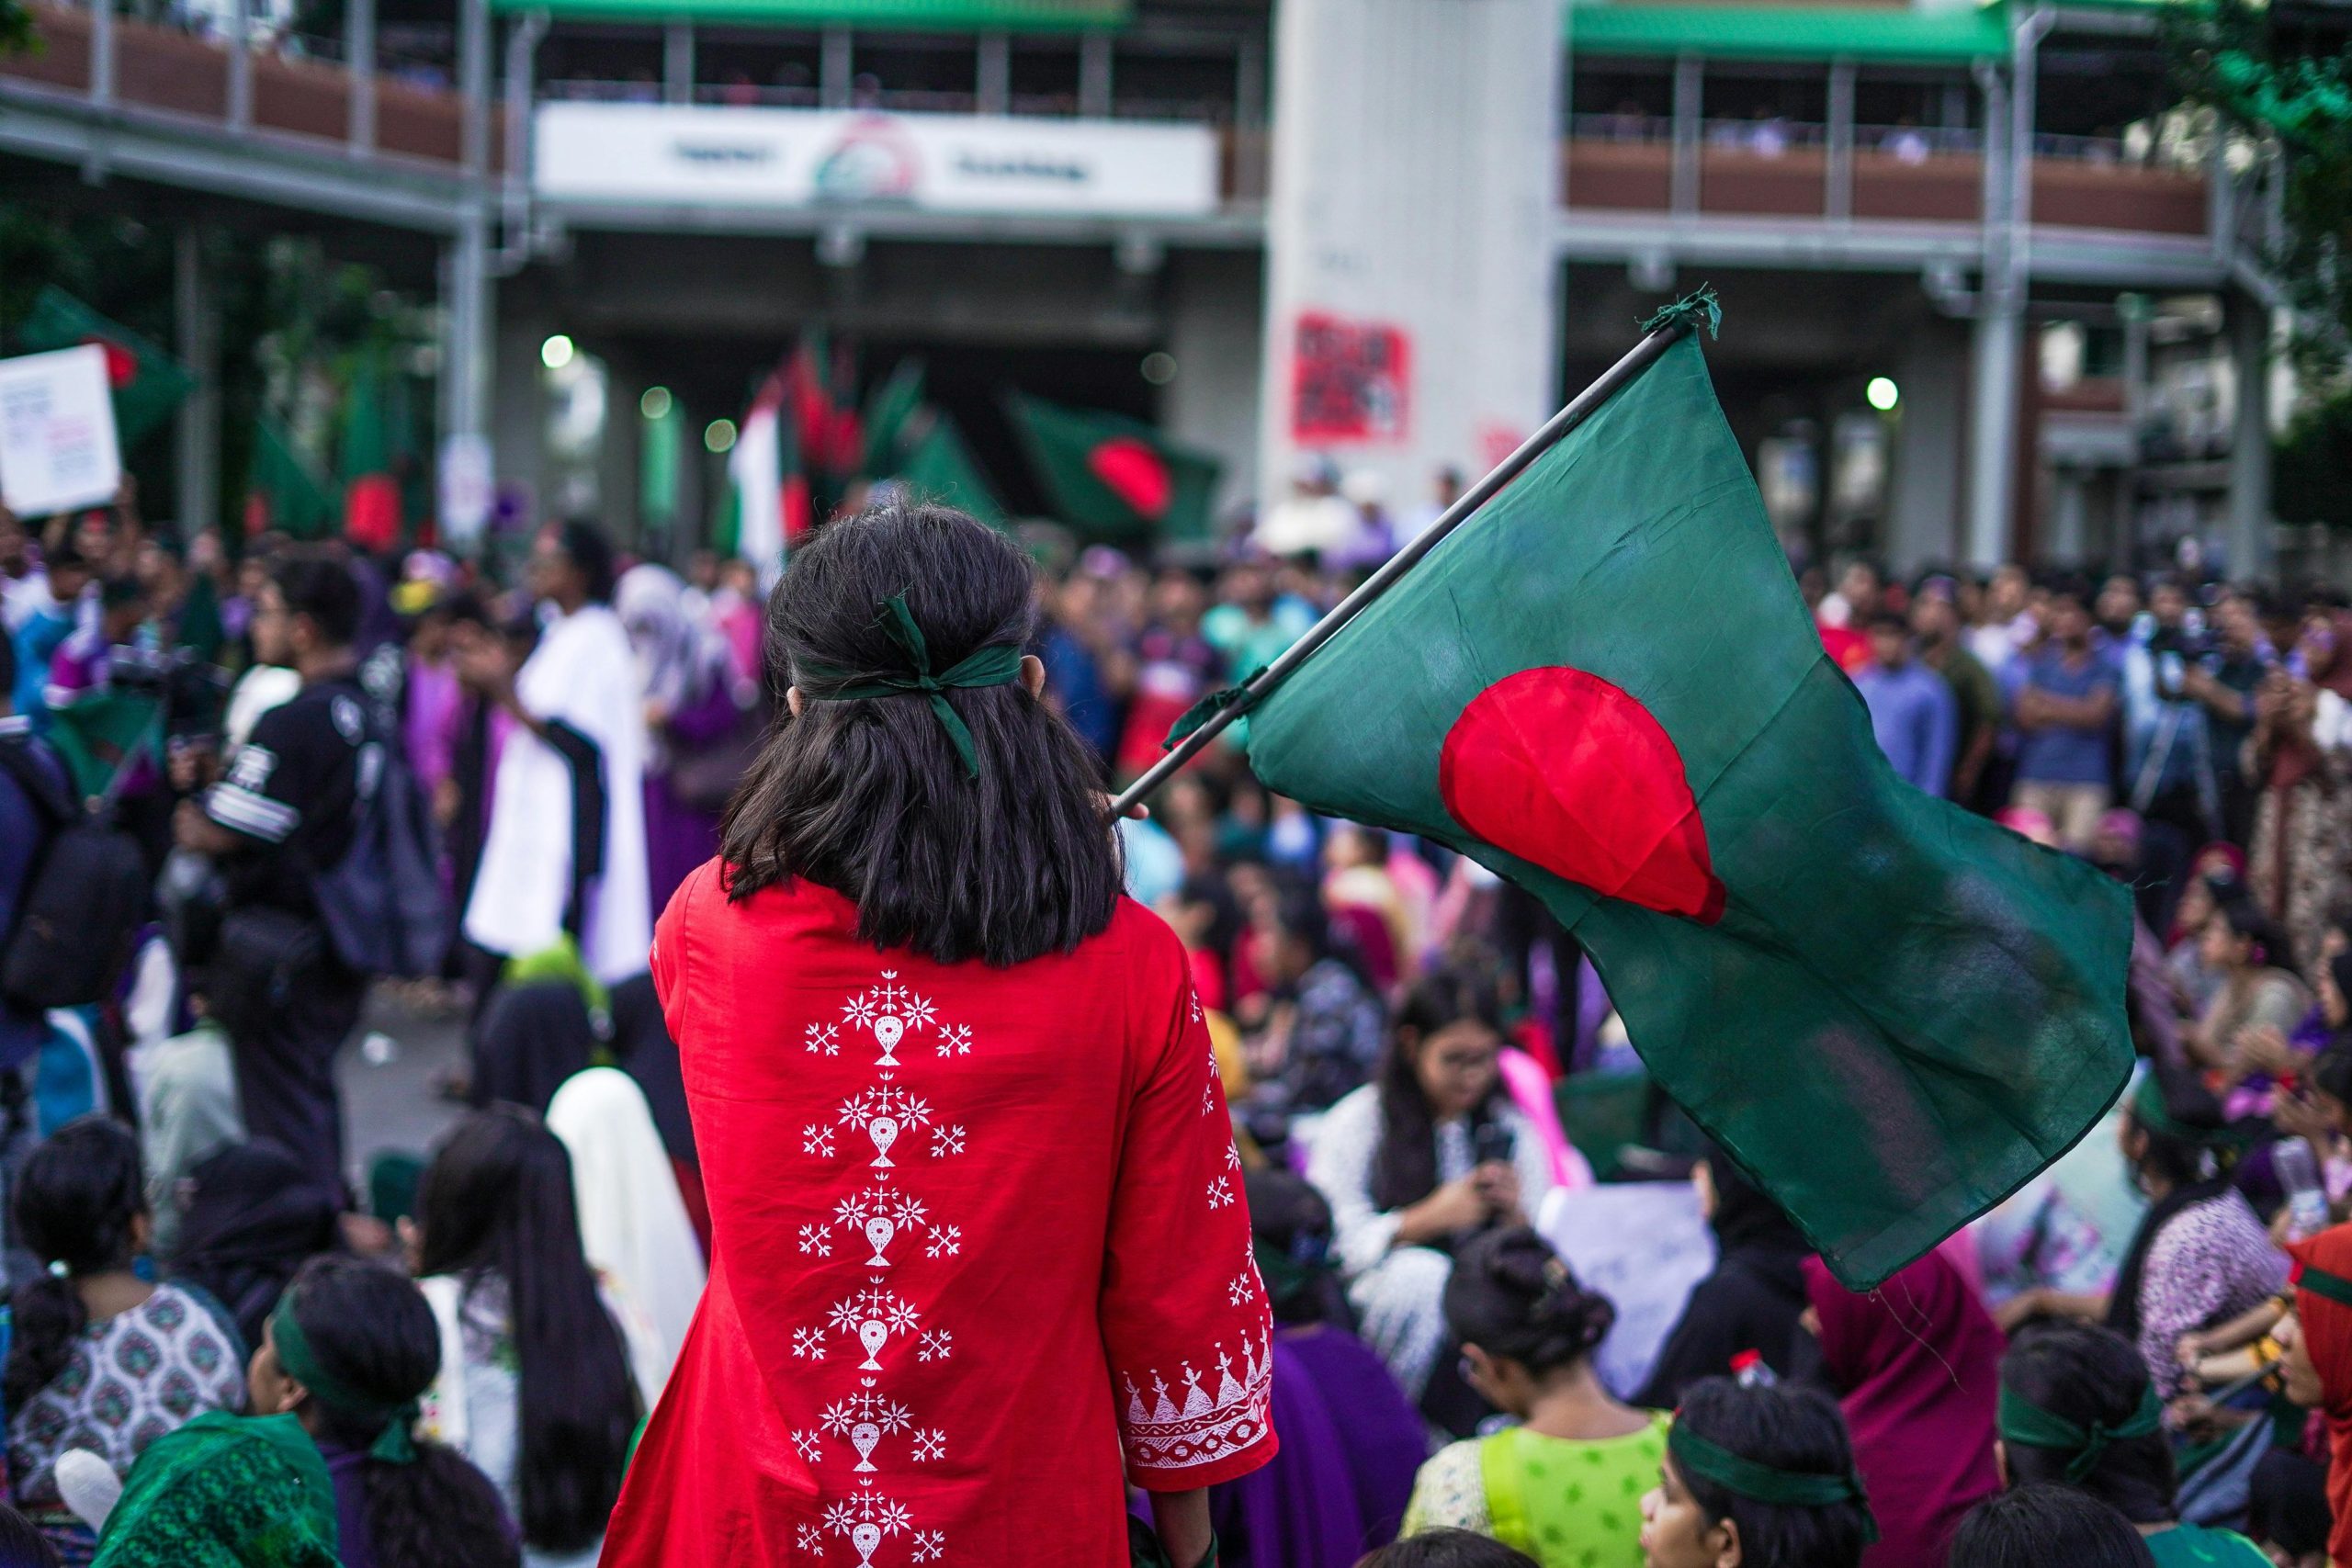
[1109,300,1708,818]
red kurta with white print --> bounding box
[599,864,1277,1567]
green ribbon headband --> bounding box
[270,1292,419,1465]
[1668,1423,1879,1542]
[2130,1072,2241,1149]
[1996,1383,2163,1484]
[2295,1258,2352,1314]
[795,593,1023,781]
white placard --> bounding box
[437,433,494,547]
[0,345,122,519]
[533,103,1220,219]
[1533,1179,1716,1400]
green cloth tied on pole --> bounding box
[1996,1384,2162,1484]
[269,1292,419,1463]
[1233,325,2133,1291]
[1164,671,1266,750]
[1668,1423,1878,1540]
[796,593,1023,780]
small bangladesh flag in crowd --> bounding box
[17,287,195,446]
[720,368,810,592]
[1008,394,1221,544]
[1234,313,2133,1290]
[339,354,402,552]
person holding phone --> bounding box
[1306,969,1557,1431]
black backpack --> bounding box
[0,736,150,1012]
[311,712,450,981]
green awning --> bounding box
[1568,4,2011,62]
[494,0,1128,27]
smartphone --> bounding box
[1473,1122,1516,1168]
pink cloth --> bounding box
[1497,1046,1591,1191]
[1803,1250,2003,1568]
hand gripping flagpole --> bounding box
[1110,287,1720,818]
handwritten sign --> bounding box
[0,345,122,518]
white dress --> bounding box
[1305,1084,1557,1399]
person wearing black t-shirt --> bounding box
[175,548,373,1196]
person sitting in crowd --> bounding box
[4,1118,246,1564]
[1212,1168,1423,1568]
[2165,853,2245,1019]
[1307,970,1557,1418]
[1239,890,1388,1113]
[1401,1226,1664,1562]
[1802,1246,2004,1567]
[1636,1148,1812,1408]
[245,1256,518,1568]
[79,1407,340,1566]
[1636,1376,1875,1568]
[167,1140,343,1356]
[1948,1484,2158,1568]
[409,1108,651,1568]
[2183,897,2312,1089]
[1994,1321,2269,1565]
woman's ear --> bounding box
[1995,1438,2009,1488]
[1713,1517,1743,1568]
[1019,653,1046,698]
[786,685,806,718]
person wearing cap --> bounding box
[599,501,1274,1568]
[1637,1375,1875,1568]
[1993,1320,2268,1566]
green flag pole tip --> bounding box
[1113,299,1713,817]
[1641,285,1722,341]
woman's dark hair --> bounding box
[278,1257,519,1568]
[1998,1322,2175,1524]
[414,1108,635,1554]
[555,520,616,604]
[1441,1226,1613,1375]
[0,1503,60,1567]
[2211,894,2287,967]
[1670,1378,1872,1568]
[1354,1529,1538,1568]
[272,547,362,648]
[168,1139,343,1354]
[1948,1483,2156,1568]
[719,502,1123,966]
[1245,1168,1350,1328]
[2125,1064,2231,1188]
[1370,968,1505,1213]
[2314,1046,2352,1106]
[6,1117,145,1411]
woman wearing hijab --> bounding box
[546,1066,707,1394]
[1802,1247,2004,1568]
[615,563,751,919]
[1635,1148,1812,1409]
[601,504,1273,1568]
[1994,1321,2269,1566]
[2279,1223,2352,1568]
[2249,611,2352,975]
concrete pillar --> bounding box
[820,28,852,108]
[977,32,1009,114]
[1165,252,1264,524]
[1670,54,1701,215]
[2047,466,2088,564]
[1079,31,1113,118]
[663,22,694,105]
[1884,315,1966,573]
[440,209,492,452]
[90,0,113,108]
[489,286,548,521]
[2225,294,2273,579]
[173,229,219,536]
[345,0,376,153]
[1826,61,1854,221]
[1966,303,2022,569]
[1259,0,1559,519]
[227,0,252,131]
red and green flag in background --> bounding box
[894,407,1003,527]
[17,287,195,446]
[339,354,402,552]
[1230,309,2134,1290]
[861,357,929,479]
[1007,393,1221,545]
[243,414,335,540]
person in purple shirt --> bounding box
[1852,610,1959,797]
[246,1255,518,1568]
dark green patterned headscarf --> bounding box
[93,1411,340,1568]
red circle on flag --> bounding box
[85,337,138,388]
[1438,666,1727,924]
[1087,437,1172,521]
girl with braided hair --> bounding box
[1400,1225,1664,1563]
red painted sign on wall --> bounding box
[1291,311,1410,445]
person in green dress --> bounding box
[1995,1321,2270,1567]
[1400,1226,1664,1565]
[1635,1377,1874,1568]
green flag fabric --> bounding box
[861,357,929,479]
[896,411,1004,527]
[17,288,195,446]
[1008,393,1221,544]
[1237,330,2133,1291]
[338,354,401,550]
[243,416,335,540]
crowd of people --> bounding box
[5,465,2352,1568]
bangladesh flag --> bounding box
[1008,394,1220,544]
[17,287,195,446]
[895,409,1003,527]
[719,369,808,591]
[1235,320,2132,1290]
[243,415,335,540]
[340,354,401,552]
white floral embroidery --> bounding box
[931,1124,966,1158]
[926,1225,962,1259]
[840,972,946,1072]
[912,1428,946,1462]
[806,1021,841,1056]
[797,1523,827,1554]
[913,1529,946,1562]
[820,1280,922,1369]
[1121,1334,1276,1474]
[936,1023,972,1057]
[793,1326,828,1360]
[1206,1176,1234,1210]
[804,1124,838,1157]
[918,1329,954,1363]
[798,1222,835,1258]
[792,1430,824,1463]
[1227,1272,1256,1307]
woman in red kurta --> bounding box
[600,504,1276,1567]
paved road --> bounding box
[338,987,470,1193]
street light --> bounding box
[1865,377,1900,412]
[540,333,575,370]
[705,418,737,454]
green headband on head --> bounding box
[2295,1258,2352,1314]
[1996,1383,2163,1484]
[2130,1072,2236,1148]
[793,592,1023,780]
[1668,1423,1880,1542]
[270,1292,418,1465]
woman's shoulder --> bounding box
[1404,1439,1490,1534]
